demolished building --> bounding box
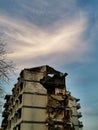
[1,65,83,130]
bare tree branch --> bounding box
[0,38,14,82]
[0,37,15,117]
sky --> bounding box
[0,0,98,130]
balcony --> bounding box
[76,98,80,102]
[66,91,71,95]
[2,110,10,117]
[17,108,22,119]
[66,121,72,127]
[5,95,11,100]
[4,102,11,108]
[15,91,19,97]
[20,82,23,92]
[76,103,81,109]
[1,122,8,128]
[18,94,22,105]
[1,119,8,128]
[78,112,82,118]
[79,121,83,128]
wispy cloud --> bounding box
[0,12,90,71]
[0,0,93,72]
[0,0,80,27]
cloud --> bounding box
[0,12,90,72]
[0,0,92,72]
[0,0,80,27]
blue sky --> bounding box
[0,0,98,130]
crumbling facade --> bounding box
[1,65,83,130]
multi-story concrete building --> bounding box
[1,65,83,130]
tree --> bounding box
[0,38,14,116]
[0,38,14,82]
